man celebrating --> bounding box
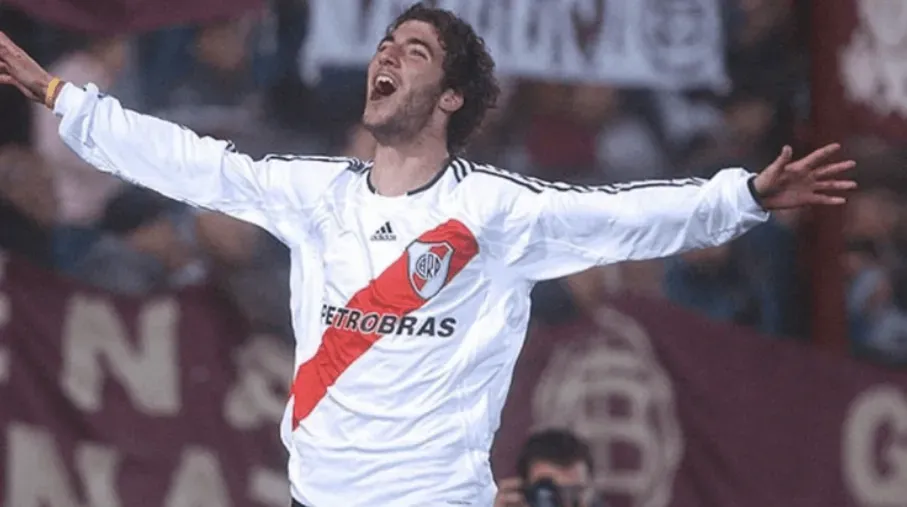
[0,3,854,506]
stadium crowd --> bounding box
[0,0,905,366]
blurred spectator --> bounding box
[652,90,725,160]
[0,146,55,265]
[843,190,901,263]
[197,209,293,337]
[518,82,607,182]
[869,267,907,364]
[738,210,804,337]
[174,15,260,107]
[30,34,133,275]
[682,89,791,176]
[844,238,888,347]
[152,14,262,133]
[724,0,802,100]
[32,35,130,228]
[262,0,315,132]
[590,87,671,182]
[842,189,907,364]
[153,11,327,160]
[69,186,206,295]
[663,241,782,335]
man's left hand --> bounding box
[752,143,856,210]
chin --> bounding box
[362,111,397,138]
[362,107,388,130]
[361,117,382,136]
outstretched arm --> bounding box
[0,31,348,243]
[489,145,855,282]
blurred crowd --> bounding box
[0,0,905,366]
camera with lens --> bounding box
[523,478,565,507]
[524,478,607,507]
[514,430,608,507]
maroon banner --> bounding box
[493,296,907,507]
[815,0,907,142]
[0,255,291,506]
[5,0,265,35]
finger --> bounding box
[813,180,857,192]
[810,194,847,206]
[0,31,10,55]
[769,145,793,172]
[813,160,856,179]
[790,143,842,170]
[0,77,37,101]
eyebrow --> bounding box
[378,35,435,58]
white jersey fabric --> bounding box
[54,83,770,506]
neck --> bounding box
[370,135,450,197]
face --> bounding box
[196,15,256,72]
[362,20,448,144]
[527,460,595,507]
[725,98,774,144]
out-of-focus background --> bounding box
[0,0,906,506]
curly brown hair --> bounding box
[388,3,500,154]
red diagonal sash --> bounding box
[290,219,478,428]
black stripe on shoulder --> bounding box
[263,154,360,165]
[470,163,707,195]
[347,159,371,174]
[263,154,372,174]
[456,160,709,196]
[594,178,705,194]
[471,165,544,194]
[462,159,477,178]
[451,158,471,182]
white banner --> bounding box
[301,0,728,90]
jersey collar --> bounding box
[365,157,454,197]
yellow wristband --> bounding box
[45,77,62,109]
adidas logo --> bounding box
[370,222,397,241]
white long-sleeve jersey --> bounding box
[54,83,770,506]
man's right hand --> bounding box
[0,31,55,105]
[494,477,528,507]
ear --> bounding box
[439,89,464,114]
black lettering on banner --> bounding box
[345,310,362,331]
[360,313,380,333]
[437,318,457,338]
[397,316,418,336]
[377,315,397,335]
[417,318,436,337]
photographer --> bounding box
[494,429,603,507]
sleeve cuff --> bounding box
[745,175,767,211]
[52,82,88,118]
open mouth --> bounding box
[370,74,398,101]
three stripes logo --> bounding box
[370,222,397,241]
